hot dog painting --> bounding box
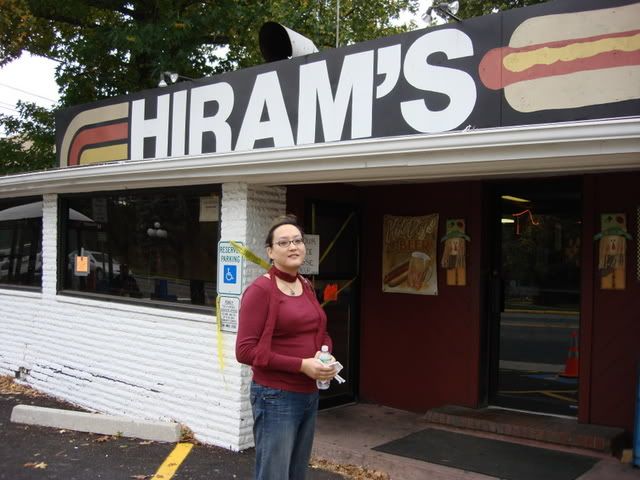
[56,0,640,168]
[382,215,438,296]
[479,2,640,112]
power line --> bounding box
[0,82,56,103]
[0,104,19,113]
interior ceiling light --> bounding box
[501,218,515,224]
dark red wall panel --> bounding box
[588,172,640,431]
[358,182,483,412]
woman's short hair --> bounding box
[265,215,304,247]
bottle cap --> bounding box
[321,345,329,352]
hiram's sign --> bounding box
[56,0,640,168]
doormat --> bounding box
[372,428,598,480]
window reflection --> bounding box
[0,198,42,288]
[62,187,220,309]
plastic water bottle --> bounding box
[316,345,332,390]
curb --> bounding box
[10,404,181,443]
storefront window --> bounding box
[61,187,220,310]
[0,198,43,289]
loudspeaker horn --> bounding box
[259,22,319,62]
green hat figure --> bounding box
[593,213,632,241]
[594,213,632,289]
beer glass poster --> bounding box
[382,214,438,295]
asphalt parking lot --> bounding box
[0,385,345,480]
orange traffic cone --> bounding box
[559,331,579,378]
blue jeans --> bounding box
[250,381,319,480]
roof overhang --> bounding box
[1,117,639,198]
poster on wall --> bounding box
[382,214,438,295]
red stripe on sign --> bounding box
[68,122,129,166]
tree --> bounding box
[0,0,418,174]
[456,0,546,19]
[0,101,54,174]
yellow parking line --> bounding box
[501,389,577,394]
[542,391,578,403]
[151,442,194,480]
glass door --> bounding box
[490,180,581,416]
[306,200,360,408]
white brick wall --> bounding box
[0,184,286,451]
[221,183,286,448]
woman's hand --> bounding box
[300,355,337,381]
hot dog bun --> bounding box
[383,260,409,287]
[479,3,640,112]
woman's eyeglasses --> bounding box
[273,238,305,248]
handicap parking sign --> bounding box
[217,241,244,295]
[223,265,237,284]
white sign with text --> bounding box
[299,234,319,275]
[218,295,240,332]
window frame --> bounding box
[0,195,43,292]
[57,185,222,314]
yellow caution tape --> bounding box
[230,240,270,270]
[215,295,225,377]
[319,212,355,265]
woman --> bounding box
[235,216,336,480]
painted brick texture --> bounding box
[0,185,286,451]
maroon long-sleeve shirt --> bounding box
[235,275,332,393]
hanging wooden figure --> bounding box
[594,213,632,290]
[441,219,470,286]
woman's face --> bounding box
[267,224,306,273]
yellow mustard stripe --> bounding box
[500,321,578,329]
[501,389,577,394]
[79,143,128,165]
[504,33,640,73]
[504,308,578,316]
[151,442,194,480]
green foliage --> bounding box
[457,0,546,19]
[0,101,55,174]
[0,0,417,174]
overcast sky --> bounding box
[0,1,431,120]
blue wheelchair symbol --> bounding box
[223,265,237,284]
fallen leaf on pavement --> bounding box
[24,462,48,469]
[311,458,390,480]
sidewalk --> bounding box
[312,403,640,480]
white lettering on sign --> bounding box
[189,82,234,155]
[401,29,476,133]
[124,30,476,160]
[236,71,294,150]
[297,50,374,144]
[171,90,188,157]
[130,94,171,160]
[217,241,244,296]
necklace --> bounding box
[271,266,299,295]
[279,279,296,295]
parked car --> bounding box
[67,250,121,278]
